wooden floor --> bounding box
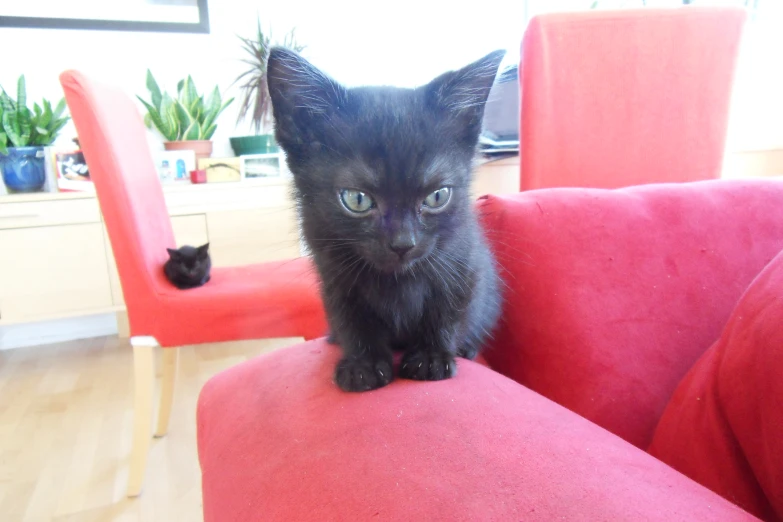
[0,335,301,521]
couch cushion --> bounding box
[197,339,755,521]
[477,179,783,449]
[649,248,783,521]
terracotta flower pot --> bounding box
[164,140,213,161]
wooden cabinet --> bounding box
[207,206,300,266]
[0,223,113,322]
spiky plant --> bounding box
[233,21,305,134]
[0,75,70,155]
[137,70,234,142]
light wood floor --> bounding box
[0,335,301,521]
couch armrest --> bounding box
[197,339,757,521]
[477,179,783,449]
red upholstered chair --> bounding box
[519,7,747,190]
[196,178,783,521]
[59,71,327,497]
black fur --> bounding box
[268,48,504,392]
[163,243,211,289]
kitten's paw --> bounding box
[457,344,479,360]
[334,355,393,392]
[399,350,457,381]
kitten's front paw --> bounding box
[457,344,479,360]
[334,355,393,392]
[399,350,457,381]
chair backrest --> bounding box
[60,70,175,312]
[519,7,747,190]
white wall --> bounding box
[0,0,780,158]
[0,0,525,158]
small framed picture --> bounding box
[154,150,196,184]
[240,153,282,181]
[55,149,94,192]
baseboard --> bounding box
[0,313,118,350]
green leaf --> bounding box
[183,120,201,141]
[165,110,179,141]
[179,77,193,110]
[53,98,67,120]
[174,99,194,131]
[186,76,198,108]
[177,79,185,96]
[202,123,217,139]
[202,86,221,125]
[220,97,234,115]
[0,132,7,155]
[160,92,179,139]
[41,99,52,128]
[145,70,162,110]
[19,107,32,145]
[4,111,22,147]
[16,75,26,113]
[48,118,68,136]
[137,97,168,137]
[0,91,15,113]
[191,95,204,121]
[35,126,47,135]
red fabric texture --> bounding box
[478,179,783,449]
[60,71,327,345]
[649,248,783,521]
[519,7,746,190]
[197,338,756,521]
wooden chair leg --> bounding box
[127,337,157,498]
[154,348,179,438]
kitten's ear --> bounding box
[166,248,181,260]
[267,47,347,149]
[425,50,506,142]
[196,243,210,258]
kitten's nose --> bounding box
[389,234,416,257]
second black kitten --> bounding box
[267,48,504,393]
[163,243,211,289]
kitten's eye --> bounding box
[423,187,451,210]
[339,189,375,213]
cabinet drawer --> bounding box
[0,197,100,229]
[207,206,301,267]
[0,223,113,322]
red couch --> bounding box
[197,179,783,521]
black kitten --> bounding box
[268,48,504,392]
[163,243,211,289]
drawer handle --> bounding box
[0,214,40,219]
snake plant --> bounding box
[138,70,234,142]
[0,75,70,155]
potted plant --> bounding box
[230,21,305,156]
[138,70,234,160]
[0,76,70,193]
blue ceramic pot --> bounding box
[0,146,47,193]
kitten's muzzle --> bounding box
[389,235,416,258]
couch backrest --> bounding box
[478,179,783,449]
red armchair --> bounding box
[59,71,327,497]
[196,178,783,520]
[519,7,747,190]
